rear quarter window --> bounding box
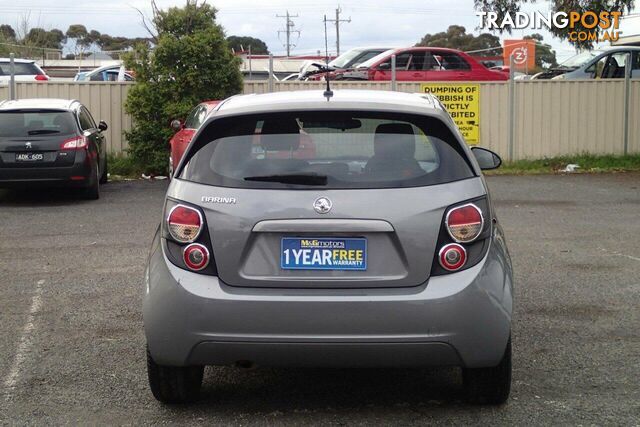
[185,105,208,129]
[179,111,475,189]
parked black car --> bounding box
[0,98,108,199]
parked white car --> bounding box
[74,65,133,82]
[0,58,49,85]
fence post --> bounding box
[508,54,516,162]
[623,52,631,155]
[9,53,16,101]
[268,54,274,93]
[391,54,397,91]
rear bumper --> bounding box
[0,155,93,187]
[144,230,513,369]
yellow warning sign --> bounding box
[420,83,480,144]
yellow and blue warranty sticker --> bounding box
[281,238,367,270]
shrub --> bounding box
[124,0,243,174]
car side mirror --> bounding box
[98,120,108,132]
[377,63,391,70]
[471,147,502,170]
[170,119,183,131]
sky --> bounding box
[1,0,639,62]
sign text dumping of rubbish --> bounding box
[421,83,480,144]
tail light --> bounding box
[431,198,491,276]
[34,74,49,81]
[445,203,483,243]
[163,200,216,275]
[439,243,467,271]
[167,205,202,243]
[183,243,209,271]
[60,136,88,150]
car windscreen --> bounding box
[0,110,78,138]
[357,50,395,68]
[179,111,475,189]
[559,50,602,68]
[329,48,386,69]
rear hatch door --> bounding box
[173,108,483,289]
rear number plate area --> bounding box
[16,153,44,162]
[281,238,367,271]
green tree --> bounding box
[417,25,502,56]
[0,24,16,42]
[23,28,65,49]
[523,33,557,70]
[0,25,15,56]
[66,24,91,56]
[226,35,269,54]
[0,34,10,56]
[124,0,243,174]
[94,35,151,58]
[474,0,634,48]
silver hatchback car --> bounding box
[144,90,513,404]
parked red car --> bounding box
[169,100,220,176]
[336,47,508,81]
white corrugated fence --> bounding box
[0,80,638,160]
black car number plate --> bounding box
[16,153,44,162]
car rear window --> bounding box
[0,62,42,76]
[179,111,474,189]
[0,110,78,138]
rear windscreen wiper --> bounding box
[244,173,328,186]
[27,129,60,135]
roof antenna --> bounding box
[323,14,333,99]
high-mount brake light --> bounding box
[439,243,467,271]
[60,136,88,150]
[445,203,484,243]
[167,204,202,243]
[183,243,209,271]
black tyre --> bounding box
[463,336,512,405]
[99,156,108,184]
[83,163,100,200]
[147,346,204,404]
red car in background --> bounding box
[169,100,220,176]
[337,47,508,81]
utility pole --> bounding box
[276,11,300,57]
[324,6,351,56]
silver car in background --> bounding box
[144,90,514,405]
[551,47,640,80]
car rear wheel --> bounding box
[463,336,512,405]
[82,163,100,200]
[147,346,204,404]
[99,156,108,184]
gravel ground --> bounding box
[0,174,638,425]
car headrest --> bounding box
[27,120,44,129]
[374,123,416,158]
[260,118,301,151]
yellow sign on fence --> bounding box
[420,83,480,144]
